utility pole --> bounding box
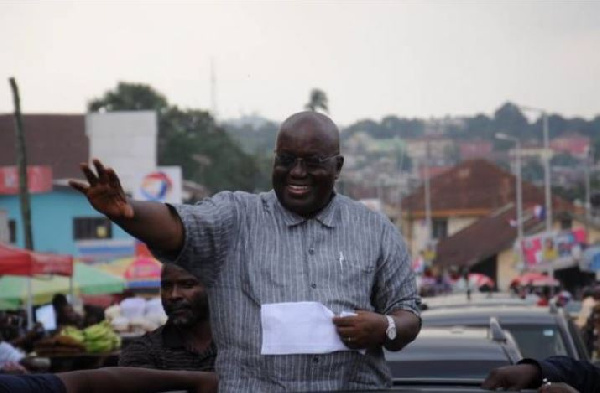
[542,112,552,232]
[9,77,35,329]
[496,133,523,269]
[585,145,594,244]
[424,141,432,246]
[210,59,218,122]
[9,78,33,250]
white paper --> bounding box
[260,301,352,355]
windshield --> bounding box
[504,324,568,359]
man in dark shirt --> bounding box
[482,355,600,392]
[119,263,216,371]
[0,367,217,393]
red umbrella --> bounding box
[468,273,495,288]
[0,243,73,276]
[511,272,558,287]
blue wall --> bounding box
[0,188,132,255]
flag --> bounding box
[533,205,546,220]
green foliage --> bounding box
[88,82,259,195]
[88,82,168,113]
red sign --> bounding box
[0,166,53,195]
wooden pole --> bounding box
[9,77,35,329]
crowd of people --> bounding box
[1,111,599,392]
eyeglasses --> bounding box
[274,152,340,171]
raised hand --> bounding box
[332,310,387,349]
[482,363,541,390]
[69,159,134,220]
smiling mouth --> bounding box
[286,185,310,196]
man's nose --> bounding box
[289,158,308,176]
[167,285,183,299]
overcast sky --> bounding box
[1,1,599,125]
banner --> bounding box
[521,228,585,266]
[0,166,52,195]
[133,166,182,204]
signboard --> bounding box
[133,166,182,204]
[521,228,585,266]
[0,166,52,194]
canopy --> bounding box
[510,272,559,287]
[98,256,162,289]
[0,243,73,277]
[467,273,495,289]
[0,263,126,306]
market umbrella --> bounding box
[467,273,495,289]
[0,242,74,327]
[98,257,162,289]
[510,272,559,287]
[0,263,126,306]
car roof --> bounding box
[422,305,558,326]
[386,328,516,362]
[422,293,536,310]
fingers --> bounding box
[81,163,98,186]
[68,180,89,194]
[93,159,110,184]
[481,369,503,390]
[332,315,355,327]
[106,167,121,188]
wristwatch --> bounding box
[385,315,396,341]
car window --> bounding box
[505,324,568,359]
[389,360,510,380]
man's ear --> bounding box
[335,156,344,179]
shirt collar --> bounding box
[270,190,339,228]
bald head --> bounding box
[278,112,340,152]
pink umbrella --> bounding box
[511,272,558,287]
[99,257,162,289]
[468,273,495,289]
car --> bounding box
[421,304,589,361]
[381,319,530,393]
[386,319,521,381]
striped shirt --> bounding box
[118,324,216,371]
[156,190,420,392]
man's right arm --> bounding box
[114,200,184,254]
[69,159,184,254]
[482,356,600,392]
[59,367,218,393]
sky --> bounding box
[1,1,599,126]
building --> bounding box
[0,113,157,261]
[399,158,588,289]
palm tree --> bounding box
[305,88,329,113]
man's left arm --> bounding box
[333,222,421,351]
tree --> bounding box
[88,82,260,194]
[493,102,529,138]
[88,82,168,113]
[305,88,329,113]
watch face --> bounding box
[387,326,396,340]
[386,316,397,340]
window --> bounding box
[432,219,448,239]
[73,217,112,240]
[8,220,17,243]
